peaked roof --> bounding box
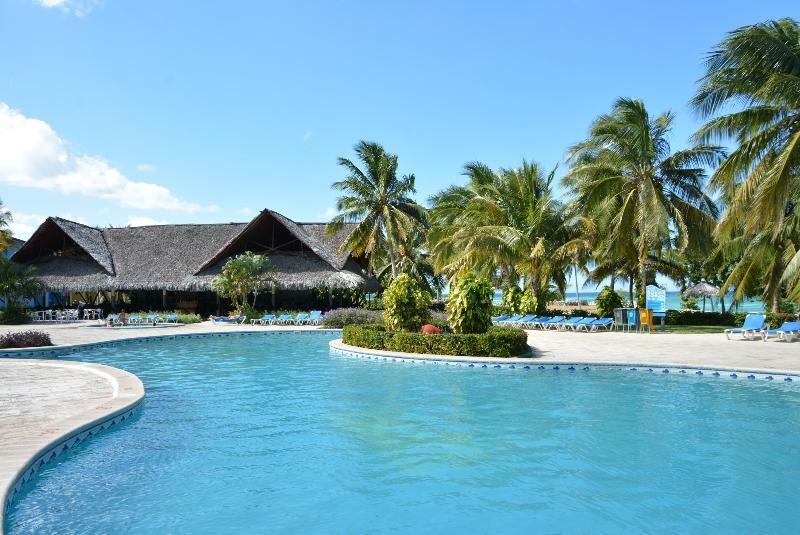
[13,216,115,274]
[12,211,368,292]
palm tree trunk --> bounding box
[573,262,581,310]
[770,259,782,313]
[628,274,634,307]
[720,294,726,314]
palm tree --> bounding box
[0,199,12,252]
[428,159,568,311]
[565,98,723,304]
[692,18,800,311]
[327,141,427,278]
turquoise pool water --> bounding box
[5,332,800,533]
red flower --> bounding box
[420,324,443,334]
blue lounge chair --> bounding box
[510,314,537,328]
[211,315,245,325]
[499,315,523,324]
[144,313,162,324]
[555,317,583,330]
[531,316,551,329]
[127,314,142,324]
[251,314,276,325]
[294,313,310,325]
[573,317,599,331]
[274,314,294,324]
[760,321,800,342]
[164,314,178,323]
[589,317,614,332]
[541,316,565,330]
[725,314,767,340]
[308,311,323,325]
[492,315,510,323]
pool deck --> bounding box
[0,358,143,533]
[0,320,797,373]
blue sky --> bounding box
[0,1,793,258]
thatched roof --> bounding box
[683,282,721,298]
[12,211,369,293]
[298,222,356,270]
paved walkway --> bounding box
[0,320,797,373]
[0,359,143,532]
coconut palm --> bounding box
[692,18,800,310]
[428,159,568,311]
[0,199,12,252]
[327,141,427,279]
[565,98,724,304]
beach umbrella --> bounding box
[683,282,721,312]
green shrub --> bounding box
[595,286,624,318]
[342,324,528,358]
[0,330,52,348]
[501,286,523,314]
[519,291,537,314]
[176,312,203,324]
[383,274,431,332]
[322,308,383,328]
[0,306,31,325]
[447,274,493,334]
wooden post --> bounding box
[162,289,167,310]
[328,289,332,310]
[110,291,117,312]
[271,287,276,309]
[215,292,221,315]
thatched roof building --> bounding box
[11,210,370,293]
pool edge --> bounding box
[0,360,144,535]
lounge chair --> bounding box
[251,314,276,325]
[724,314,767,340]
[308,311,323,325]
[164,314,179,324]
[106,314,120,326]
[492,315,510,323]
[211,315,245,325]
[274,314,294,324]
[555,317,583,330]
[509,314,537,328]
[293,313,310,325]
[541,316,565,330]
[761,321,800,342]
[589,317,614,332]
[499,315,523,324]
[144,313,162,324]
[573,317,599,331]
[127,314,142,324]
[531,316,551,329]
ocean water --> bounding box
[5,332,799,533]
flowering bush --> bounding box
[420,324,443,334]
[321,308,383,328]
[0,330,53,349]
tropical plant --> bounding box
[327,141,427,278]
[519,291,537,314]
[0,199,12,252]
[501,285,523,314]
[692,18,800,311]
[211,252,277,310]
[565,98,724,306]
[382,273,431,332]
[0,258,42,320]
[446,273,494,334]
[429,160,569,312]
[595,286,624,318]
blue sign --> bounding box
[646,285,666,313]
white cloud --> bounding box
[6,210,46,240]
[303,130,313,142]
[127,216,167,227]
[136,163,156,173]
[238,207,253,216]
[316,207,337,220]
[33,0,103,17]
[0,103,217,213]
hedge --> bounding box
[665,310,796,327]
[0,330,53,349]
[342,324,529,358]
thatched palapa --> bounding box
[11,210,369,293]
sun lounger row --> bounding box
[724,314,800,342]
[249,311,323,326]
[491,315,614,331]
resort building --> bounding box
[10,209,373,313]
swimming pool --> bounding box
[5,331,800,533]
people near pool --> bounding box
[107,309,127,327]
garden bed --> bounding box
[342,324,529,358]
